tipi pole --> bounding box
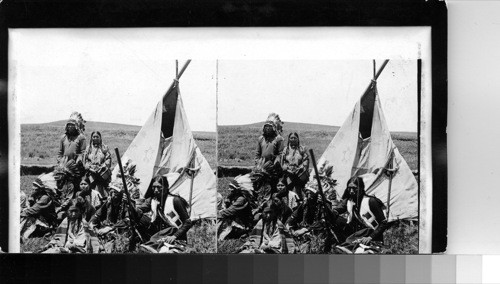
[386,176,393,218]
[187,149,197,216]
[375,59,389,79]
[177,60,191,80]
[373,60,376,79]
[164,60,192,96]
[176,60,179,77]
[361,59,389,99]
[188,170,195,215]
[386,151,395,219]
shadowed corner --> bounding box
[0,78,9,252]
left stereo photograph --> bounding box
[9,29,218,253]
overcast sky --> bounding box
[10,30,217,132]
[10,27,429,133]
[218,60,417,132]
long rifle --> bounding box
[308,149,339,243]
[114,148,144,249]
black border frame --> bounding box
[0,0,447,280]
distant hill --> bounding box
[24,120,142,132]
[221,121,341,133]
[221,121,417,136]
[23,120,215,136]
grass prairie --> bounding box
[20,120,217,253]
[218,122,417,171]
[21,121,216,169]
[217,121,418,254]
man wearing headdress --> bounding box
[331,175,390,253]
[255,113,285,167]
[57,113,87,166]
[55,113,87,197]
[217,175,255,240]
[310,162,340,207]
[20,178,58,239]
[110,158,141,201]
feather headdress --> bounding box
[68,111,86,133]
[264,113,283,135]
[230,174,254,194]
[54,159,83,181]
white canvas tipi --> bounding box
[316,68,418,222]
[111,74,216,219]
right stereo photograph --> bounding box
[216,60,422,254]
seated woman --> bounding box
[276,176,300,211]
[83,131,112,198]
[217,175,255,241]
[239,199,295,254]
[20,178,58,240]
[253,177,296,225]
[57,176,98,222]
[278,132,309,199]
[139,176,193,253]
[79,176,103,210]
[42,199,99,253]
[76,191,96,223]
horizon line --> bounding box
[219,120,417,134]
[22,119,416,134]
[21,119,216,133]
